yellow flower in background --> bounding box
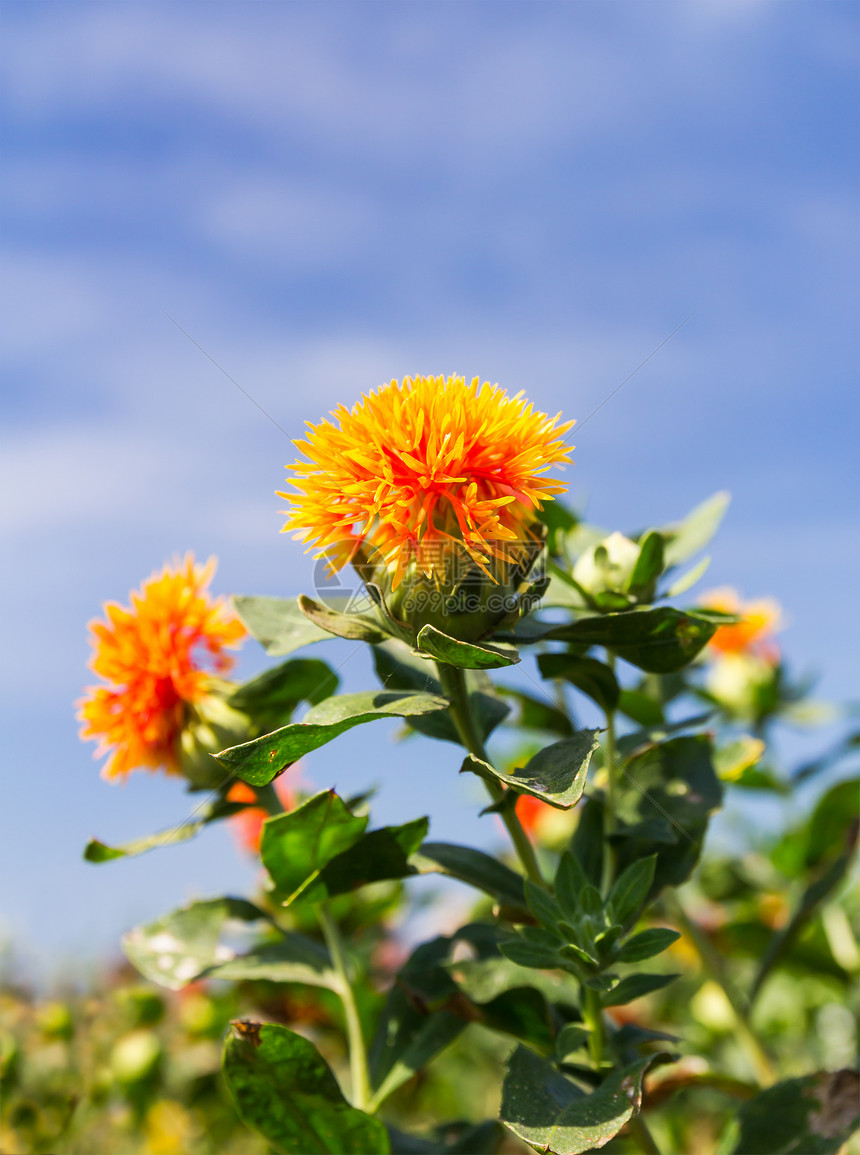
[77,555,245,780]
[279,374,574,589]
[700,587,782,664]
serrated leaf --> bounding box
[616,928,681,963]
[215,690,448,786]
[122,898,266,990]
[462,732,599,810]
[547,608,718,674]
[223,1021,390,1154]
[415,624,520,669]
[537,653,620,713]
[607,855,657,927]
[409,841,526,909]
[297,593,390,643]
[732,1069,859,1155]
[602,972,678,1007]
[500,1046,666,1155]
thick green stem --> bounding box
[668,895,776,1087]
[600,652,619,896]
[582,984,606,1069]
[435,661,545,888]
[318,904,371,1110]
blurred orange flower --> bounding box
[279,374,573,587]
[516,793,554,839]
[226,778,295,855]
[78,555,245,780]
[700,587,781,664]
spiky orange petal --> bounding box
[77,554,245,779]
[278,375,573,585]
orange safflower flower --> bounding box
[516,793,554,838]
[227,779,295,855]
[279,375,573,588]
[701,587,781,664]
[78,555,246,780]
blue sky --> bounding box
[1,0,858,979]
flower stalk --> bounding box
[435,661,545,888]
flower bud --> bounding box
[573,532,640,598]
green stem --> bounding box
[582,984,606,1069]
[435,661,545,888]
[668,895,776,1087]
[600,652,618,897]
[253,782,371,1110]
[318,904,371,1111]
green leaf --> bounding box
[663,554,711,598]
[602,972,678,1007]
[215,690,448,786]
[451,953,580,1010]
[415,624,520,669]
[500,1046,665,1155]
[223,1021,391,1155]
[500,939,562,970]
[233,595,340,656]
[662,491,730,567]
[627,530,665,599]
[732,1070,860,1155]
[570,798,604,888]
[617,689,664,727]
[549,608,718,674]
[409,841,526,909]
[613,736,723,894]
[498,687,574,736]
[554,852,591,921]
[291,817,429,905]
[84,793,262,863]
[462,732,599,810]
[369,1012,465,1110]
[206,935,337,989]
[554,1024,591,1063]
[228,657,340,728]
[122,898,266,990]
[537,654,620,712]
[261,791,367,900]
[525,880,565,930]
[297,593,390,643]
[607,855,658,927]
[616,928,681,963]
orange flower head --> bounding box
[700,587,782,664]
[227,778,295,855]
[78,555,246,780]
[278,375,574,589]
